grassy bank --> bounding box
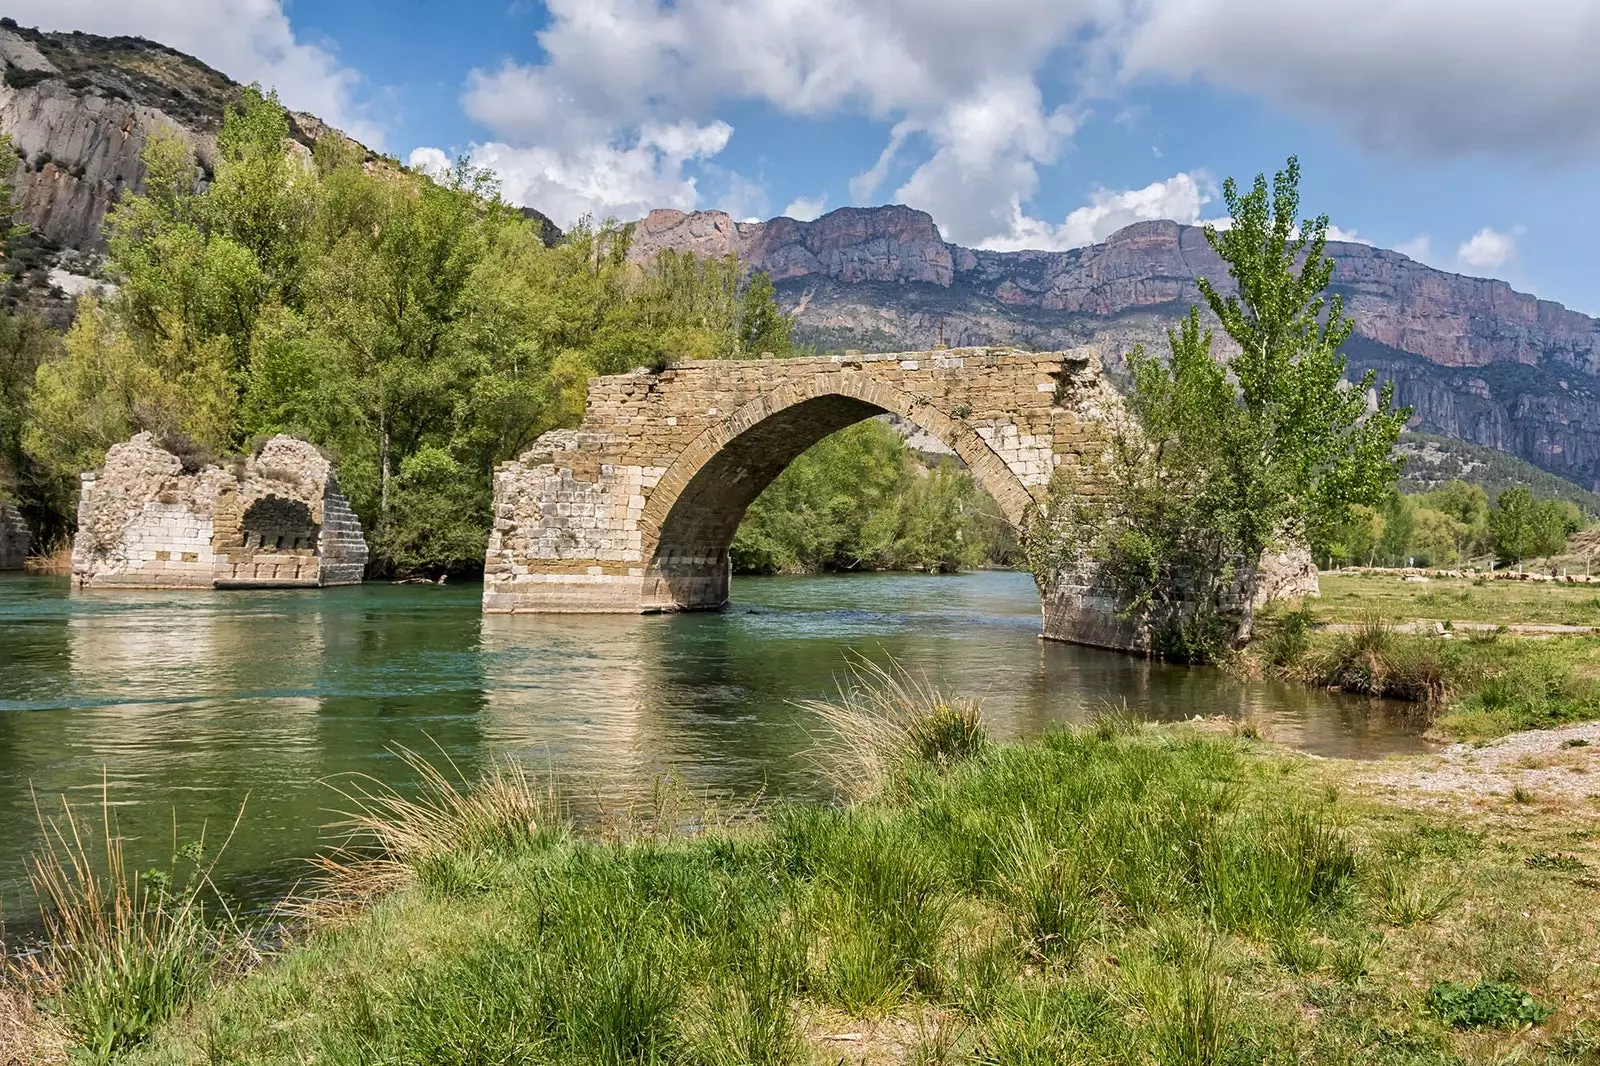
[1252,605,1600,741]
[1311,572,1600,629]
[11,678,1600,1064]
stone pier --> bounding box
[0,500,29,569]
[72,433,368,589]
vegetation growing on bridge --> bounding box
[1030,158,1412,660]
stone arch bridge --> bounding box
[484,347,1120,620]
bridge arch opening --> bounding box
[639,384,1034,611]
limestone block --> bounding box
[73,433,369,590]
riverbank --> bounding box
[10,679,1599,1065]
[1248,573,1600,742]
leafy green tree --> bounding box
[739,271,792,357]
[1418,480,1489,558]
[1489,488,1577,567]
[1036,157,1411,654]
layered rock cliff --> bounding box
[634,207,1600,491]
[0,19,558,320]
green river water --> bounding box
[0,570,1426,924]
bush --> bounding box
[1425,981,1551,1029]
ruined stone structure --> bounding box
[486,346,1118,615]
[487,346,1323,654]
[0,500,29,570]
[73,433,368,589]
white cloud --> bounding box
[1456,226,1520,270]
[783,195,828,222]
[1394,235,1433,263]
[446,0,1118,235]
[977,172,1217,252]
[420,0,1600,245]
[1122,0,1600,160]
[4,0,384,147]
[1325,225,1372,245]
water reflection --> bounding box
[0,570,1429,921]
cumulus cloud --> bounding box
[1394,234,1434,263]
[783,195,828,222]
[441,0,1117,235]
[4,0,383,147]
[420,0,1599,246]
[1457,226,1519,270]
[1325,225,1372,245]
[975,172,1217,252]
[1122,0,1600,160]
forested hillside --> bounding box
[0,88,1000,577]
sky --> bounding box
[8,0,1600,315]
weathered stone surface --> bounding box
[486,347,1119,615]
[0,500,29,569]
[72,433,368,589]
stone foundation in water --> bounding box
[0,501,28,570]
[1040,548,1320,653]
[72,433,368,589]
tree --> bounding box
[1035,157,1411,656]
[1489,488,1577,567]
[739,271,792,357]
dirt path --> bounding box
[1348,719,1600,812]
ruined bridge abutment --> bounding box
[484,347,1118,617]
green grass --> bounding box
[1313,572,1600,628]
[1254,606,1600,740]
[6,677,1585,1065]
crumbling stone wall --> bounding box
[73,433,369,589]
[0,500,29,569]
[486,347,1118,614]
[1040,548,1321,654]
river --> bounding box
[0,569,1426,922]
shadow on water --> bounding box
[0,569,1428,922]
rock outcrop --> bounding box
[0,499,28,569]
[636,207,1600,492]
[72,433,367,589]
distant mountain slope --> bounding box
[1397,433,1600,516]
[0,19,560,321]
[631,207,1600,492]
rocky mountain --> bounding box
[632,207,1600,491]
[0,20,558,322]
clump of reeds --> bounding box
[802,657,988,796]
[304,745,561,914]
[8,782,246,1063]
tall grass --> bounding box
[801,656,988,796]
[8,783,247,1063]
[303,744,560,913]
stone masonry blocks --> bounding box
[73,433,370,590]
[0,500,29,570]
[485,346,1119,616]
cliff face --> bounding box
[634,208,1600,491]
[0,20,558,321]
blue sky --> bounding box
[11,1,1600,314]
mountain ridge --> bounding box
[630,206,1600,490]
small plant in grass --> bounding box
[1524,852,1586,874]
[1425,980,1551,1029]
[1374,861,1461,927]
[994,815,1098,964]
[1563,737,1592,748]
[304,743,560,913]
